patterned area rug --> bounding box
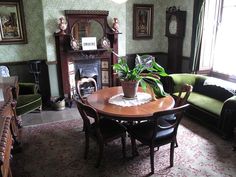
[11,117,236,177]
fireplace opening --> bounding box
[74,59,101,96]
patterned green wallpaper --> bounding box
[0,0,194,96]
[42,0,126,61]
[41,0,126,96]
[0,0,46,62]
[126,0,163,54]
[126,0,194,57]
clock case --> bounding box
[165,7,187,73]
[165,8,186,38]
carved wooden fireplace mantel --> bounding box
[54,10,119,103]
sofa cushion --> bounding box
[173,92,223,116]
[187,92,223,116]
[194,77,235,102]
[204,77,236,94]
[196,85,234,102]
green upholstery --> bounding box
[164,73,236,138]
[16,83,42,116]
[16,94,42,116]
[174,92,223,116]
[18,83,38,95]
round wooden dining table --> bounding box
[86,86,175,121]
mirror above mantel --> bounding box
[71,20,104,42]
[65,10,113,51]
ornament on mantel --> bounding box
[58,16,67,35]
[112,18,119,32]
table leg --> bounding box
[233,127,236,151]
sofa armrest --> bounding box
[223,95,236,109]
[163,73,199,94]
[218,96,236,138]
[18,83,38,95]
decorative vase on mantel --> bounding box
[121,80,139,99]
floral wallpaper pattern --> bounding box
[0,0,193,96]
[42,0,126,61]
[126,0,193,57]
[0,0,46,62]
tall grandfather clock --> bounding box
[165,6,186,73]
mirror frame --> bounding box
[0,0,27,44]
[65,10,109,50]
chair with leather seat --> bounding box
[128,104,189,175]
[75,99,126,167]
[159,84,192,148]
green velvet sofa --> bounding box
[163,73,236,138]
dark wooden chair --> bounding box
[128,104,189,175]
[75,99,127,167]
[160,84,192,148]
[174,84,193,107]
[76,77,97,104]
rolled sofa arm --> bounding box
[219,96,236,138]
[18,83,38,95]
[163,73,199,94]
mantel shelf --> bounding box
[67,48,110,53]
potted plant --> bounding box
[113,56,168,99]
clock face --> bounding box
[169,15,177,35]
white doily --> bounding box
[108,92,152,107]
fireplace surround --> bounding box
[54,10,119,104]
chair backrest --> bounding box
[152,104,190,139]
[74,97,100,131]
[175,84,193,107]
[0,66,10,77]
[76,77,97,103]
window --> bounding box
[199,0,236,78]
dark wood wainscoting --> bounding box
[126,52,191,73]
[0,60,51,107]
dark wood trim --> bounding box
[126,52,190,61]
[126,52,190,73]
[0,59,47,66]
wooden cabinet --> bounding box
[0,116,13,177]
[55,10,119,102]
[0,76,19,177]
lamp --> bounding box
[111,0,128,4]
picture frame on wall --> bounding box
[0,0,27,44]
[133,4,153,40]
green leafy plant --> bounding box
[113,57,168,97]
